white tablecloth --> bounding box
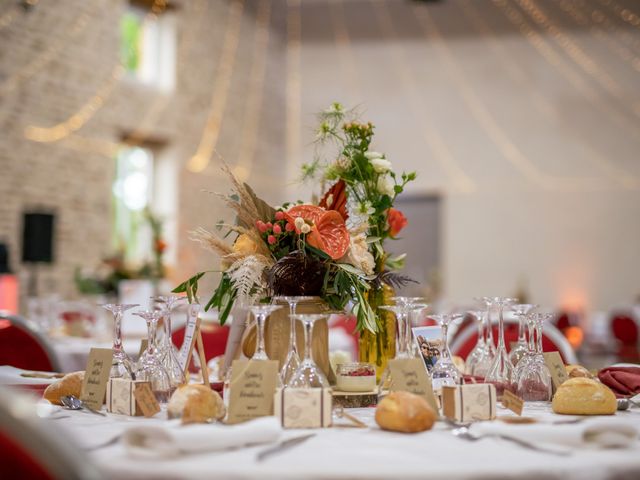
[42,403,640,480]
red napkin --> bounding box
[598,366,640,398]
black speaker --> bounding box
[22,212,55,264]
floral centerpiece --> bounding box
[175,103,416,369]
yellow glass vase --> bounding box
[358,281,396,381]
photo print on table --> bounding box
[412,326,442,373]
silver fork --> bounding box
[452,426,569,456]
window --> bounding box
[120,3,176,91]
[112,145,178,271]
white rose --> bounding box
[341,233,375,275]
[364,151,383,160]
[377,175,395,196]
[294,217,305,230]
[371,158,392,173]
[300,223,311,234]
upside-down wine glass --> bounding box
[517,313,553,402]
[132,309,172,404]
[430,313,463,389]
[273,296,315,386]
[471,298,497,377]
[249,305,282,360]
[288,313,330,388]
[153,295,187,389]
[101,303,139,379]
[379,304,413,359]
[392,297,425,353]
[465,310,487,376]
[509,304,538,367]
[484,297,517,398]
[513,312,536,384]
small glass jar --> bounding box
[335,362,376,392]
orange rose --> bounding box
[155,239,167,253]
[387,208,407,238]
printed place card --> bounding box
[502,389,524,416]
[178,304,201,373]
[80,348,113,411]
[274,388,332,428]
[133,382,161,417]
[226,359,279,424]
[388,358,438,412]
[543,351,569,393]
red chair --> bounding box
[0,388,104,479]
[0,314,61,372]
[610,313,640,363]
[451,319,578,364]
[172,322,230,364]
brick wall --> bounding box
[0,0,286,304]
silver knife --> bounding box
[256,433,316,463]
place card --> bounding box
[106,378,148,416]
[133,382,161,417]
[387,358,438,412]
[178,304,201,373]
[502,389,524,416]
[226,359,279,424]
[274,388,332,428]
[543,351,569,393]
[80,348,113,411]
[442,384,497,422]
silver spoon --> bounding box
[452,426,568,456]
[60,395,106,416]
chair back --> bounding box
[172,322,230,364]
[610,312,640,363]
[0,314,61,372]
[0,388,104,480]
[451,319,578,364]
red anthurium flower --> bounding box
[285,205,350,259]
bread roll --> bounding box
[552,377,617,415]
[43,371,84,405]
[168,384,225,424]
[375,391,436,433]
[565,364,593,379]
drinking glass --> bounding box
[430,313,463,389]
[465,310,487,375]
[249,305,282,360]
[101,303,139,379]
[132,309,172,404]
[513,312,537,384]
[516,313,553,402]
[273,296,316,386]
[288,313,330,388]
[484,297,517,398]
[509,304,538,366]
[379,305,413,359]
[391,297,425,355]
[152,295,186,388]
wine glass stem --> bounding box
[113,310,123,354]
[484,308,494,347]
[497,304,505,350]
[397,312,407,354]
[146,320,157,356]
[517,315,526,343]
[527,322,535,351]
[288,303,297,354]
[441,322,451,360]
[303,320,312,362]
[477,316,484,344]
[536,324,543,354]
[164,314,172,347]
[255,314,267,358]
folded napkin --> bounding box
[472,419,638,451]
[122,417,282,459]
[598,366,640,398]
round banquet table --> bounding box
[48,403,640,480]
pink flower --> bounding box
[266,222,273,229]
[257,221,268,233]
[275,211,285,221]
[273,224,282,234]
[285,222,295,232]
[267,235,276,245]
